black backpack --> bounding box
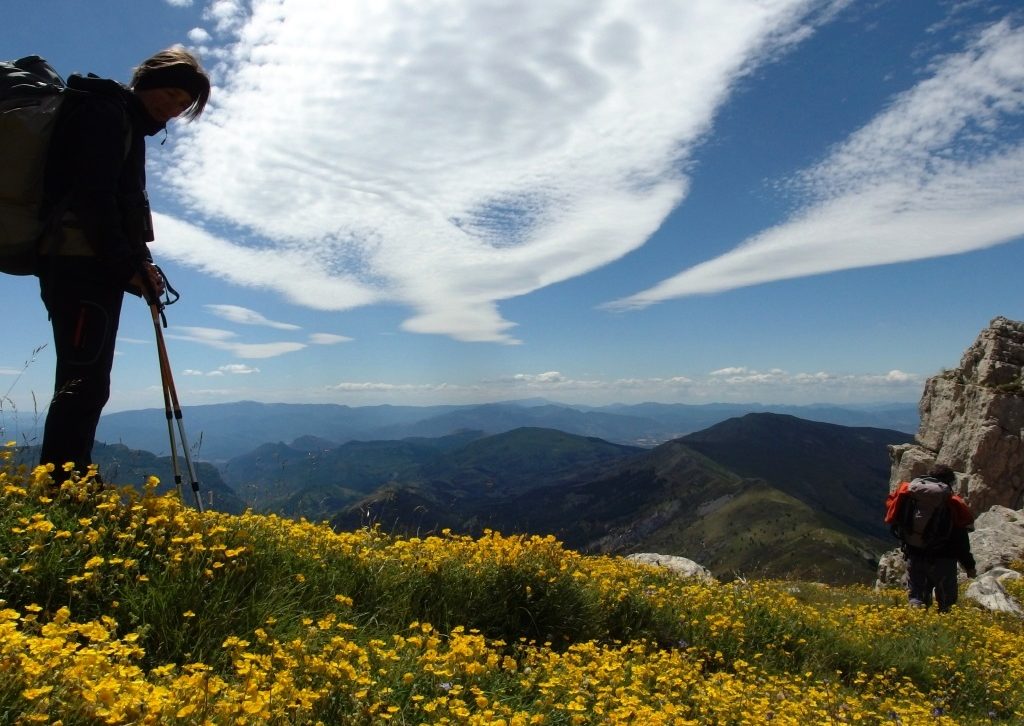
[0,55,71,275]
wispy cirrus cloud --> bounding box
[168,326,306,359]
[156,0,839,343]
[326,381,462,394]
[164,310,351,362]
[309,333,352,345]
[205,304,301,330]
[607,19,1024,309]
[184,363,261,376]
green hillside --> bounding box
[494,438,889,584]
[326,416,904,584]
[636,481,885,582]
[1,453,1021,724]
[681,413,913,539]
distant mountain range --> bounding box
[325,414,913,584]
[93,399,918,461]
[9,400,918,584]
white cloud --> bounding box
[180,363,261,376]
[164,0,193,7]
[693,366,922,393]
[217,363,260,375]
[500,371,696,394]
[205,304,301,330]
[309,333,352,345]
[203,0,245,33]
[607,19,1024,308]
[160,0,828,343]
[188,27,212,44]
[513,371,568,384]
[167,326,307,359]
[150,214,379,311]
[172,326,235,343]
[323,367,919,405]
[881,369,915,383]
[326,381,465,393]
[710,366,750,377]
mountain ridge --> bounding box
[328,414,913,583]
[93,399,918,461]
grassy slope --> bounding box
[1,454,1023,724]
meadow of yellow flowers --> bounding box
[1,443,1022,724]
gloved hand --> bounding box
[965,567,978,578]
[130,262,166,301]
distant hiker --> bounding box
[36,47,209,481]
[885,464,977,612]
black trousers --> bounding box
[38,258,125,476]
[906,552,959,612]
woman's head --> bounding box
[928,463,957,485]
[131,46,210,123]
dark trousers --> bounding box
[906,552,959,612]
[39,259,124,476]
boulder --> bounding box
[964,574,1024,617]
[626,553,716,582]
[984,566,1022,585]
[969,506,1024,573]
[875,549,908,590]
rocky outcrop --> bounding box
[889,316,1024,512]
[969,506,1024,573]
[626,553,716,582]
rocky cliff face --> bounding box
[889,316,1024,512]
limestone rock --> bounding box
[875,549,908,590]
[626,553,715,582]
[889,316,1024,513]
[969,506,1024,573]
[984,566,1022,585]
[964,574,1024,617]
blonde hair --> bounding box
[131,46,210,121]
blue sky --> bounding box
[2,0,1023,426]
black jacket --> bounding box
[904,526,976,572]
[43,74,164,287]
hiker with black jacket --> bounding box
[885,464,977,612]
[38,47,209,481]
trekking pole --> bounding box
[145,271,204,512]
[153,319,184,501]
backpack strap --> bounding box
[949,495,974,529]
[44,84,134,261]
